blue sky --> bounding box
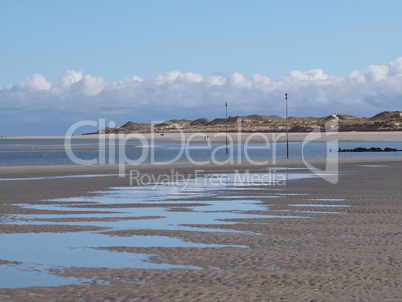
[1,0,402,135]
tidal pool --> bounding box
[1,170,319,288]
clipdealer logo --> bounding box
[128,169,288,190]
[64,118,339,184]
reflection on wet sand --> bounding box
[0,171,318,288]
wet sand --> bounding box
[0,158,401,301]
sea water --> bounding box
[1,138,402,166]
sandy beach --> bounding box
[3,130,402,142]
[3,0,402,299]
[0,155,401,301]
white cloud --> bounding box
[50,70,83,95]
[348,70,366,83]
[205,74,226,86]
[363,65,389,82]
[282,69,328,81]
[349,58,402,83]
[389,57,402,76]
[63,70,83,84]
[227,72,252,88]
[15,74,51,92]
[77,74,106,96]
[251,74,272,89]
[1,58,401,134]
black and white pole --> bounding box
[285,93,289,159]
[225,101,228,154]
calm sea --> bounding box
[0,138,401,167]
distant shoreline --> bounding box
[82,128,402,135]
[1,130,402,142]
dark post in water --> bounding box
[285,93,289,159]
[225,101,228,154]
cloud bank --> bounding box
[1,58,402,135]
